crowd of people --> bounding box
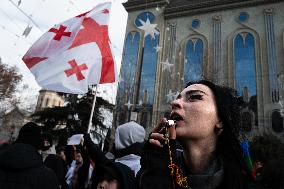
[0,80,283,189]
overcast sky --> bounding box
[0,0,128,106]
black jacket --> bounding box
[84,135,137,189]
[137,140,252,189]
[44,154,68,188]
[0,143,59,189]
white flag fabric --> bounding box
[22,2,118,94]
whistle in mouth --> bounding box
[158,120,176,133]
[166,120,176,127]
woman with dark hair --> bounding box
[137,80,253,189]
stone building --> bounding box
[115,0,284,139]
[36,90,65,111]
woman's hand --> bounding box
[149,118,177,147]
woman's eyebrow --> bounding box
[185,90,207,96]
[176,94,181,99]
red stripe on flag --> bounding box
[22,57,48,69]
[100,47,115,83]
[69,17,115,83]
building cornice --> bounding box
[123,0,284,19]
[123,0,169,12]
[164,0,284,19]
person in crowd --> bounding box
[0,122,59,189]
[65,146,84,189]
[42,133,68,188]
[83,134,136,189]
[74,145,93,189]
[137,80,254,189]
[114,121,145,175]
[64,134,93,189]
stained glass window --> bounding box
[138,33,159,105]
[117,32,140,104]
[184,38,204,85]
[234,32,258,127]
[135,11,159,106]
[134,12,155,27]
[234,33,256,97]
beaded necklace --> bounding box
[165,127,189,188]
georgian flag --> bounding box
[22,2,118,94]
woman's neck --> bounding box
[181,137,217,174]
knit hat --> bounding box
[15,122,43,149]
[92,162,136,189]
[115,121,145,150]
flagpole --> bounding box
[87,84,98,133]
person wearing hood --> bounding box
[83,134,137,189]
[0,122,59,189]
[114,121,145,176]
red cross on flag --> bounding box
[22,2,118,94]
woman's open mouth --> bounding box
[170,112,184,124]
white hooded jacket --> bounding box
[114,121,145,175]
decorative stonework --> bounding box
[212,15,222,21]
[264,8,273,14]
[213,15,222,83]
[264,8,279,102]
[163,0,283,19]
[162,21,177,103]
[167,21,177,64]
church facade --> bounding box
[114,0,284,139]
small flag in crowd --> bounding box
[22,2,118,94]
[240,140,254,173]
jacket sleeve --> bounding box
[84,134,109,165]
[137,140,177,189]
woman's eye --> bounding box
[187,94,203,101]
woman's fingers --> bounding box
[150,132,167,141]
[149,132,167,148]
[149,139,163,147]
[152,118,168,133]
[149,117,177,148]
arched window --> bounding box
[234,32,258,125]
[138,32,159,105]
[234,33,257,98]
[271,110,283,133]
[117,31,140,104]
[184,38,204,85]
[134,11,159,106]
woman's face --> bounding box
[171,84,220,140]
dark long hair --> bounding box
[185,80,252,189]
